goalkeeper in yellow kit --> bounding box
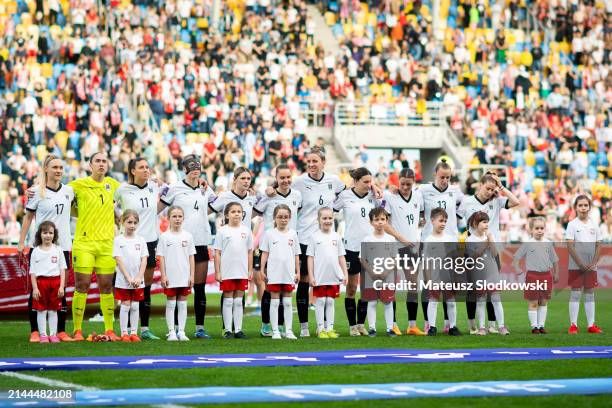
[69,152,121,341]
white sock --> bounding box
[48,311,57,336]
[283,297,293,333]
[165,300,176,333]
[270,298,280,332]
[537,306,547,328]
[444,319,449,328]
[37,311,48,337]
[584,293,595,327]
[528,309,538,328]
[141,326,148,332]
[367,301,377,330]
[315,297,325,331]
[447,300,457,328]
[130,302,139,334]
[222,297,234,332]
[232,297,243,332]
[427,301,438,327]
[491,294,504,327]
[325,297,335,331]
[468,319,475,329]
[177,300,187,333]
[476,299,486,329]
[196,325,203,331]
[384,302,394,331]
[569,290,581,325]
[409,320,416,328]
[301,322,308,331]
[120,304,130,334]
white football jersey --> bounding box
[306,230,346,286]
[113,235,148,289]
[565,218,602,270]
[29,245,67,277]
[213,224,254,280]
[210,190,258,229]
[419,183,464,241]
[254,189,302,231]
[465,233,499,276]
[333,189,380,252]
[458,195,508,242]
[259,228,301,284]
[160,180,215,246]
[514,238,559,272]
[115,181,160,242]
[25,185,74,251]
[382,189,423,243]
[157,230,196,288]
[293,173,345,245]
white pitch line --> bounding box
[0,371,186,408]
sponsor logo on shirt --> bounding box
[288,239,293,246]
[182,241,188,247]
[272,241,279,245]
[241,233,247,239]
[135,244,141,251]
[51,256,58,263]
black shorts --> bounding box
[345,250,361,276]
[28,249,71,269]
[146,241,158,268]
[195,245,210,263]
[299,243,309,277]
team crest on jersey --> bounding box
[65,195,69,201]
[182,241,187,247]
[148,188,153,193]
[368,199,373,203]
[241,233,247,239]
[105,183,111,191]
[135,244,141,251]
[292,201,296,206]
[590,228,595,234]
[51,256,58,263]
[449,192,453,197]
[328,183,332,190]
[489,205,494,210]
[414,203,418,208]
[288,239,293,246]
[332,240,337,246]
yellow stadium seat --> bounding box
[41,90,51,106]
[160,119,170,134]
[186,133,197,145]
[36,145,47,162]
[325,11,336,26]
[361,2,368,13]
[6,1,16,14]
[197,17,208,29]
[559,41,570,54]
[54,131,68,154]
[367,12,376,27]
[520,51,533,66]
[40,62,52,78]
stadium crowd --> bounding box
[0,0,611,244]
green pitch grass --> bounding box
[1,292,610,407]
